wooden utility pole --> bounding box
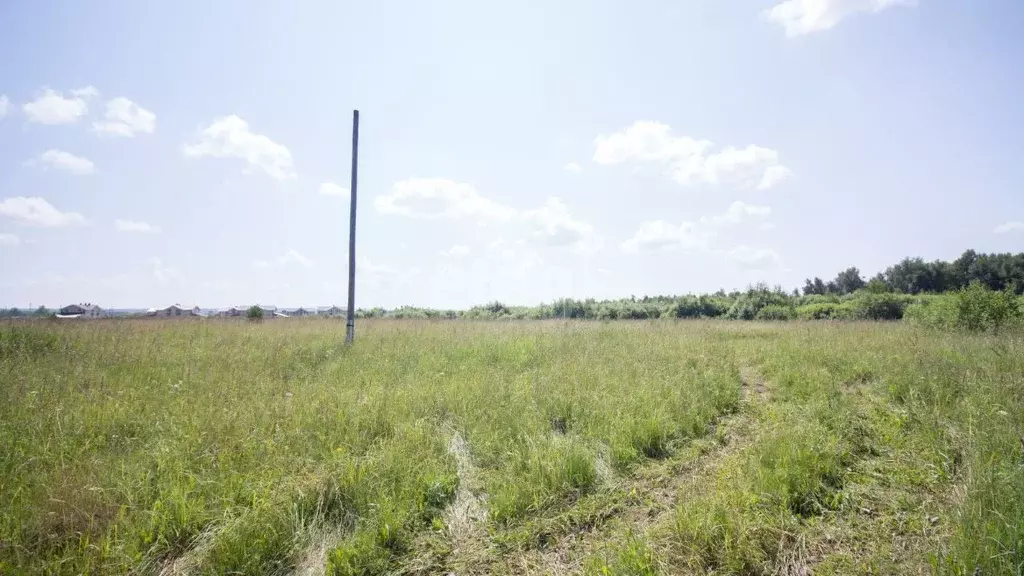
[346,110,359,344]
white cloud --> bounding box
[522,197,597,250]
[766,0,914,37]
[726,246,781,270]
[621,220,714,253]
[0,95,9,118]
[93,97,156,137]
[254,249,314,269]
[593,121,791,190]
[375,178,517,222]
[440,244,471,257]
[183,115,295,180]
[994,221,1024,234]
[0,197,88,227]
[115,219,161,233]
[622,201,772,253]
[563,162,583,174]
[757,165,793,190]
[378,179,597,253]
[759,222,778,231]
[29,149,95,175]
[22,87,94,124]
[595,121,710,165]
[678,145,780,188]
[71,86,99,98]
[705,201,772,225]
[319,182,349,197]
[0,233,19,246]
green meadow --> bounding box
[1,319,1021,575]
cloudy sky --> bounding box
[1,1,1022,309]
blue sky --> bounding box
[1,0,1022,309]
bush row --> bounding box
[353,284,1021,332]
[904,283,1022,332]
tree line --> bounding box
[355,249,1023,325]
[4,249,1021,323]
[0,306,52,319]
[803,250,1024,296]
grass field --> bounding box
[1,319,1022,575]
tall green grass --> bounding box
[1,319,1020,574]
[663,323,1024,574]
[0,320,738,574]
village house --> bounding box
[152,304,202,318]
[51,302,349,320]
[216,305,279,318]
[57,303,106,319]
[317,305,345,317]
[217,306,248,318]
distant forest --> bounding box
[357,249,1024,323]
[801,249,1024,296]
[2,249,1022,323]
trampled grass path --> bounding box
[487,367,771,575]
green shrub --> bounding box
[389,307,429,320]
[903,298,956,330]
[726,284,794,321]
[596,305,620,320]
[548,298,594,319]
[662,296,729,319]
[796,294,841,306]
[954,282,1020,331]
[246,305,264,320]
[846,293,908,320]
[906,283,1021,332]
[795,303,848,320]
[754,304,795,321]
[617,302,661,320]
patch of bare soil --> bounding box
[740,365,769,399]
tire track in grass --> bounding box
[771,384,955,576]
[507,367,770,575]
[155,525,220,576]
[400,429,492,575]
[289,527,346,576]
[445,431,489,564]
